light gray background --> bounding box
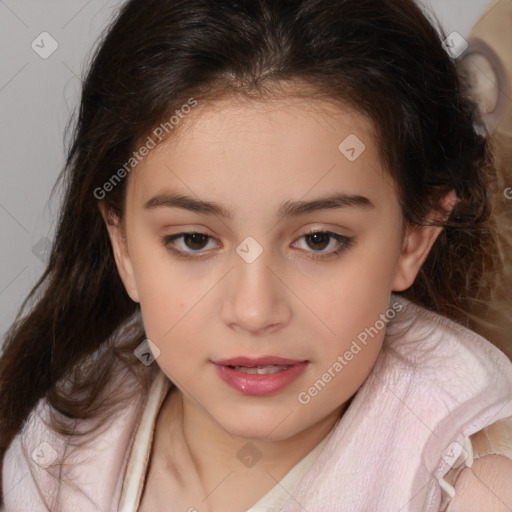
[0,0,495,345]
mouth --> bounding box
[211,356,309,396]
[229,364,291,375]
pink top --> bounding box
[2,295,512,511]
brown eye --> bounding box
[292,230,353,260]
[305,232,330,251]
[182,233,210,250]
[160,231,220,259]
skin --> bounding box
[447,455,512,511]
[99,92,454,511]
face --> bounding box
[102,94,443,442]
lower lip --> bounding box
[213,362,308,396]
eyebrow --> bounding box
[143,191,374,220]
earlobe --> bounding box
[97,202,140,303]
[392,190,458,292]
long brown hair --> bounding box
[0,0,507,506]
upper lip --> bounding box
[212,356,308,367]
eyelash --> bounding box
[160,230,353,261]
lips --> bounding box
[213,356,306,367]
[211,356,309,396]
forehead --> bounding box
[126,94,393,213]
[149,93,377,153]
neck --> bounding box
[169,389,348,486]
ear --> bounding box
[98,201,140,303]
[392,190,458,292]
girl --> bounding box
[1,0,512,510]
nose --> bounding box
[220,247,292,336]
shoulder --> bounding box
[445,417,512,511]
[387,296,512,387]
[2,366,152,511]
[1,399,61,510]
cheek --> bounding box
[138,280,201,347]
[302,232,401,385]
[314,250,400,339]
[130,250,200,350]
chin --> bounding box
[214,407,305,442]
